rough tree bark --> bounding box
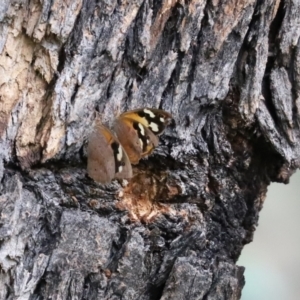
[0,0,299,299]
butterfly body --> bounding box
[87,108,172,184]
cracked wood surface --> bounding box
[0,0,299,299]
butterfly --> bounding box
[87,108,172,184]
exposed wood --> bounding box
[0,0,299,299]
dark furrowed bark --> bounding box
[0,0,299,299]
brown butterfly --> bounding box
[87,108,172,184]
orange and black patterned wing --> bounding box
[119,108,172,135]
[114,117,159,165]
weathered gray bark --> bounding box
[0,0,299,299]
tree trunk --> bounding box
[0,0,299,299]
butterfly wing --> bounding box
[87,124,116,184]
[114,117,159,164]
[87,123,132,183]
[119,108,172,135]
[114,147,132,180]
[88,108,171,181]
